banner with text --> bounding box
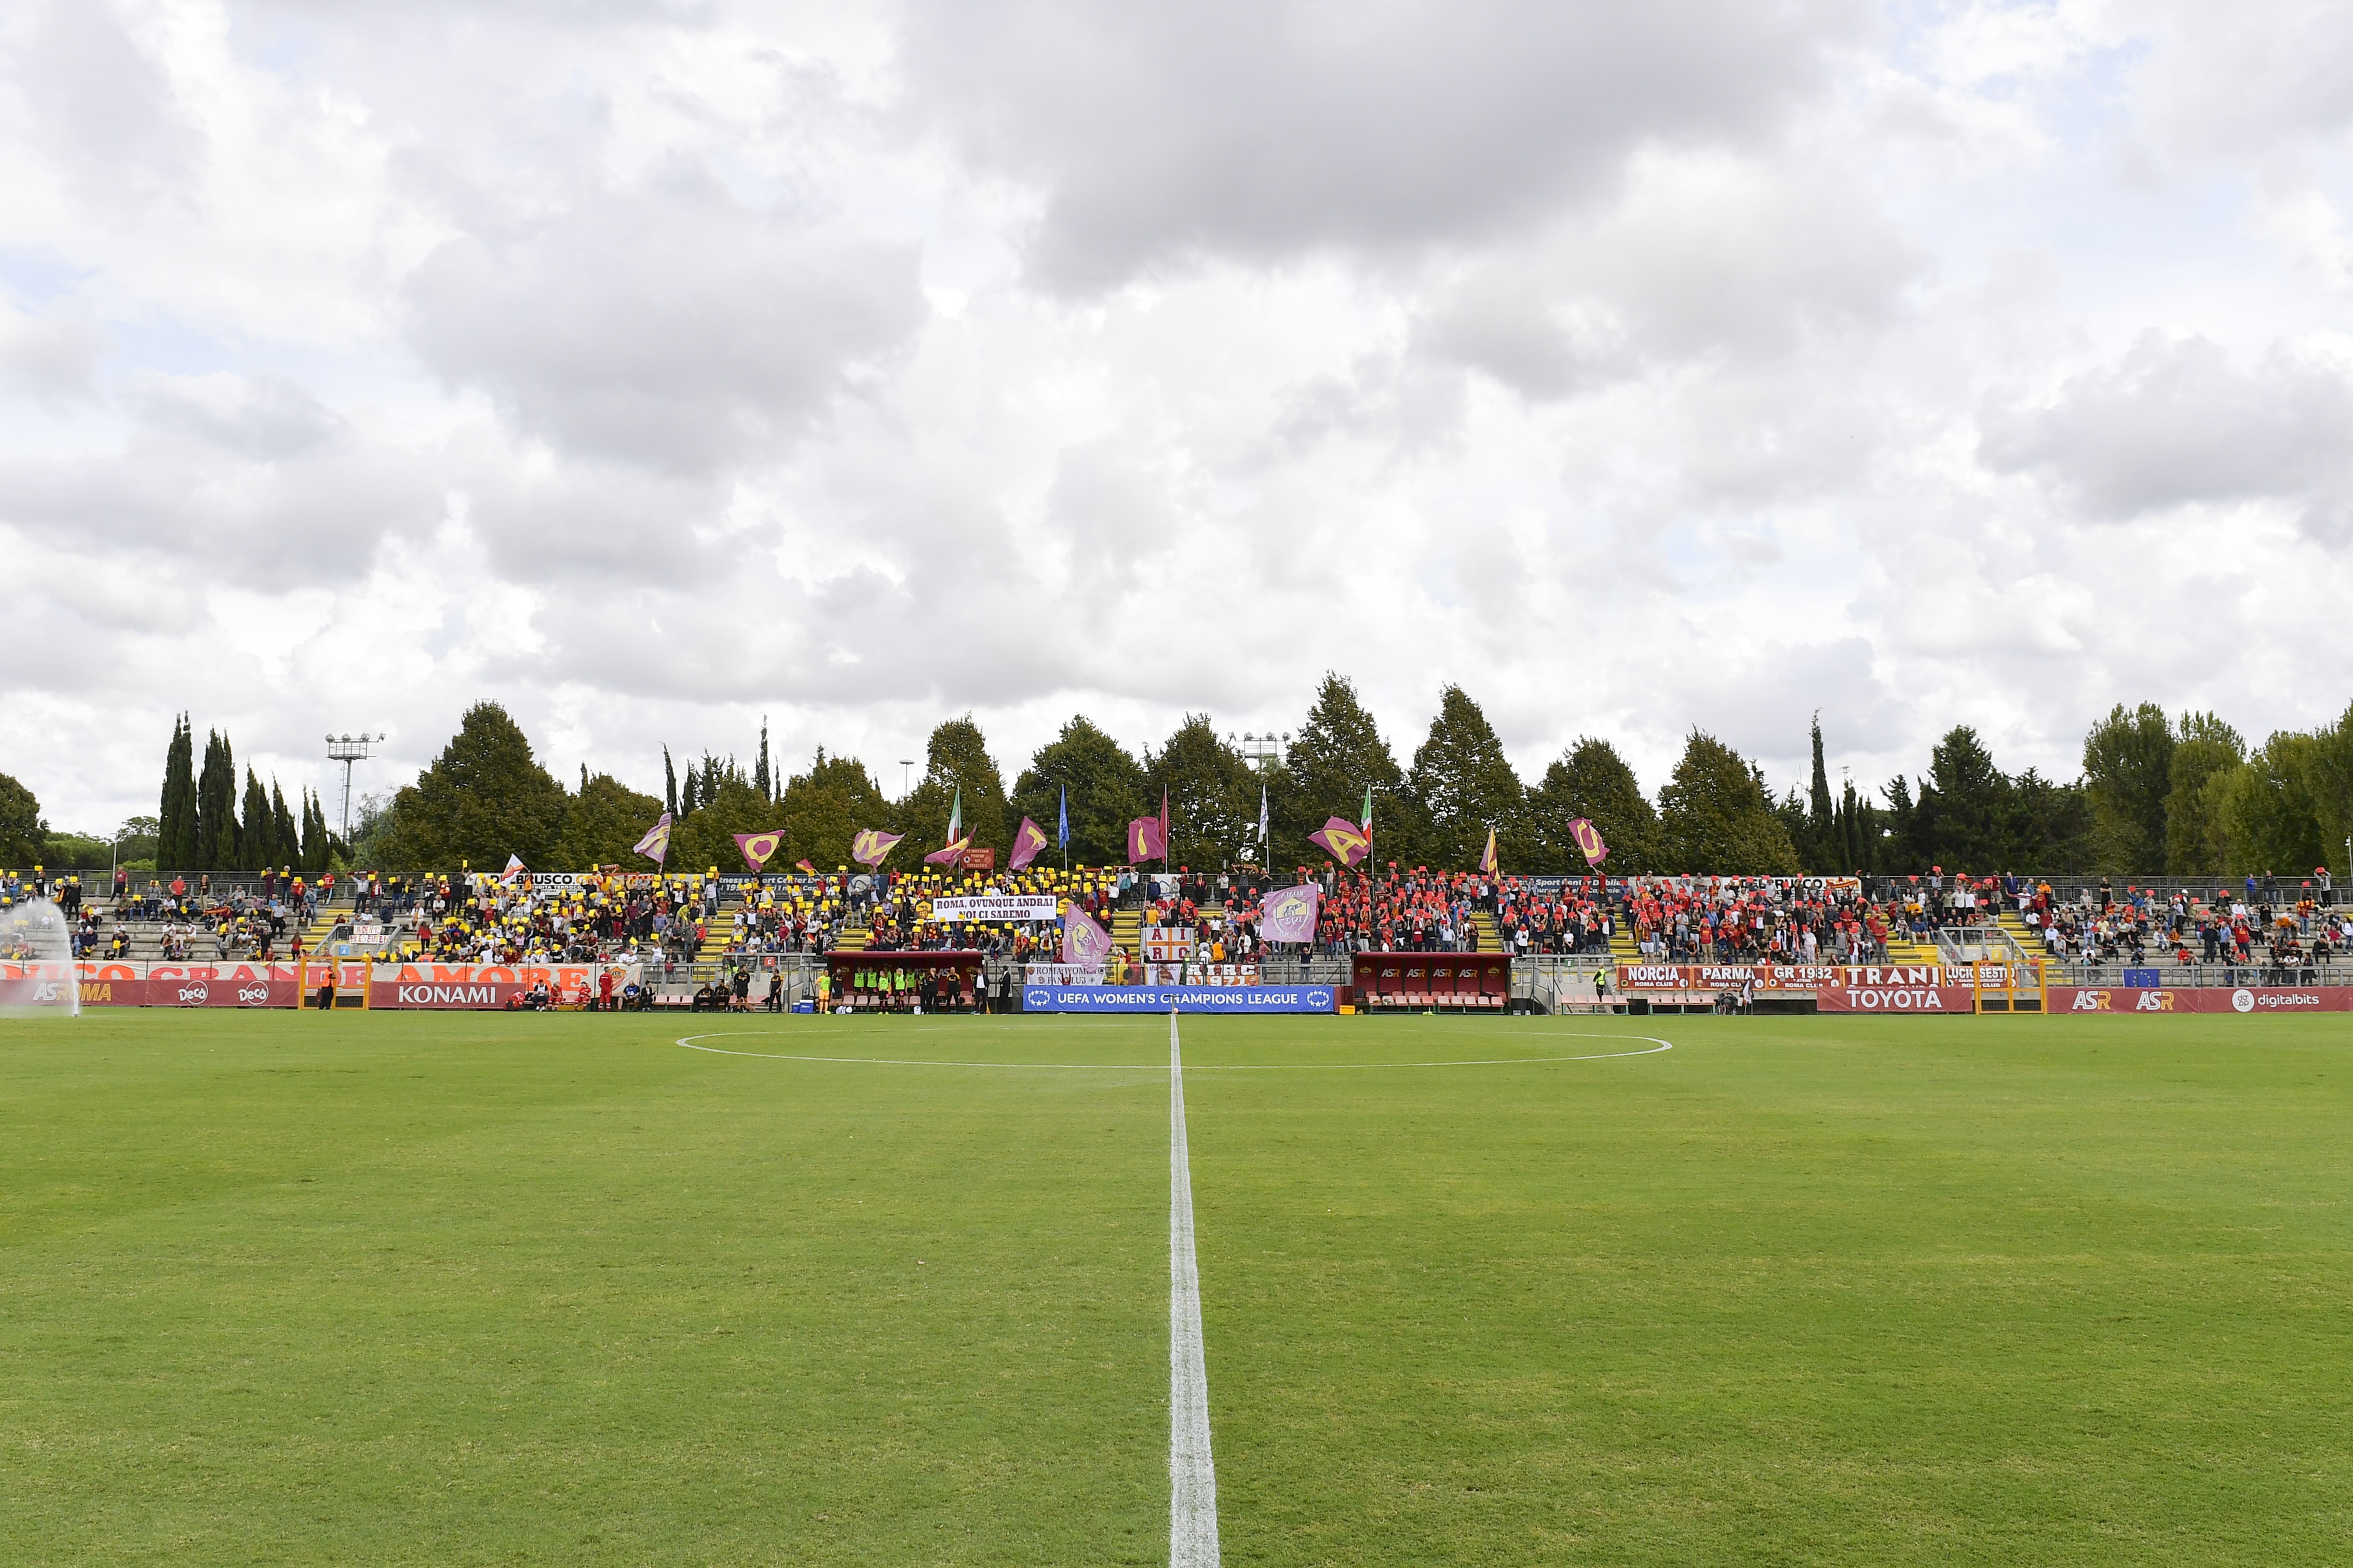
[1021,983,1335,1014]
[928,895,1062,923]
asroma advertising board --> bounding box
[2050,986,2353,1015]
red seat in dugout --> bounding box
[1351,953,1512,1013]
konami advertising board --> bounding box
[5,961,627,1008]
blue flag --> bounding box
[1057,783,1070,847]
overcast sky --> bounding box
[4,0,2351,832]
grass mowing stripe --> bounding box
[1169,1011,1220,1568]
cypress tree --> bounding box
[158,715,196,870]
[271,782,297,870]
[196,730,238,871]
[663,747,678,815]
[238,767,273,872]
[755,719,773,802]
[1805,714,1834,870]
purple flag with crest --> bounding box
[1259,883,1320,944]
[1062,904,1113,967]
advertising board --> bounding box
[1022,984,1335,1014]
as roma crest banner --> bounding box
[1260,883,1320,944]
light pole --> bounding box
[325,732,387,844]
[899,759,915,798]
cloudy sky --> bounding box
[4,0,2350,832]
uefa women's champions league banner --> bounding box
[1022,983,1336,1014]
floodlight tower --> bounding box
[326,732,387,842]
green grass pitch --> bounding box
[2,1008,2349,1564]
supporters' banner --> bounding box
[2049,985,2353,1015]
[930,895,1062,923]
[1259,883,1320,944]
[733,831,783,871]
[1126,815,1166,864]
[1010,816,1050,870]
[924,836,972,867]
[1021,983,1335,1014]
[1309,815,1371,866]
[633,812,673,865]
[1023,963,1105,986]
[1618,963,1848,991]
[1567,818,1609,867]
[1062,904,1113,966]
[849,828,904,866]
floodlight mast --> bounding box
[324,731,387,844]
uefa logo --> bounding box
[2231,988,2255,1013]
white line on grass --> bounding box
[672,1033,1674,1072]
[1168,1010,1220,1568]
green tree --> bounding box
[1403,686,1524,870]
[1280,674,1408,869]
[2215,733,2326,878]
[896,716,1012,861]
[2298,701,2353,882]
[1144,715,1259,871]
[556,771,667,869]
[1802,714,1835,870]
[777,751,893,870]
[237,767,273,872]
[0,773,43,866]
[2082,702,2175,874]
[1526,738,1659,875]
[372,702,570,874]
[195,729,238,871]
[671,773,782,874]
[157,715,196,870]
[1008,717,1147,868]
[2004,769,2095,874]
[268,783,297,872]
[2165,712,2245,875]
[1657,731,1801,874]
[301,790,333,876]
[1913,727,2012,872]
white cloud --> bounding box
[3,0,2353,835]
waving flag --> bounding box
[1057,784,1069,848]
[1010,816,1049,870]
[1062,903,1112,966]
[1257,784,1268,847]
[733,831,783,872]
[925,836,972,866]
[631,812,673,865]
[1309,815,1372,866]
[795,860,817,875]
[1126,814,1165,864]
[1361,785,1374,834]
[498,853,528,884]
[849,828,904,866]
[946,786,962,843]
[1566,817,1610,867]
[1260,882,1320,944]
[1479,826,1498,876]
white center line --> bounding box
[1169,1010,1220,1567]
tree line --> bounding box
[111,687,2353,881]
[152,716,340,876]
